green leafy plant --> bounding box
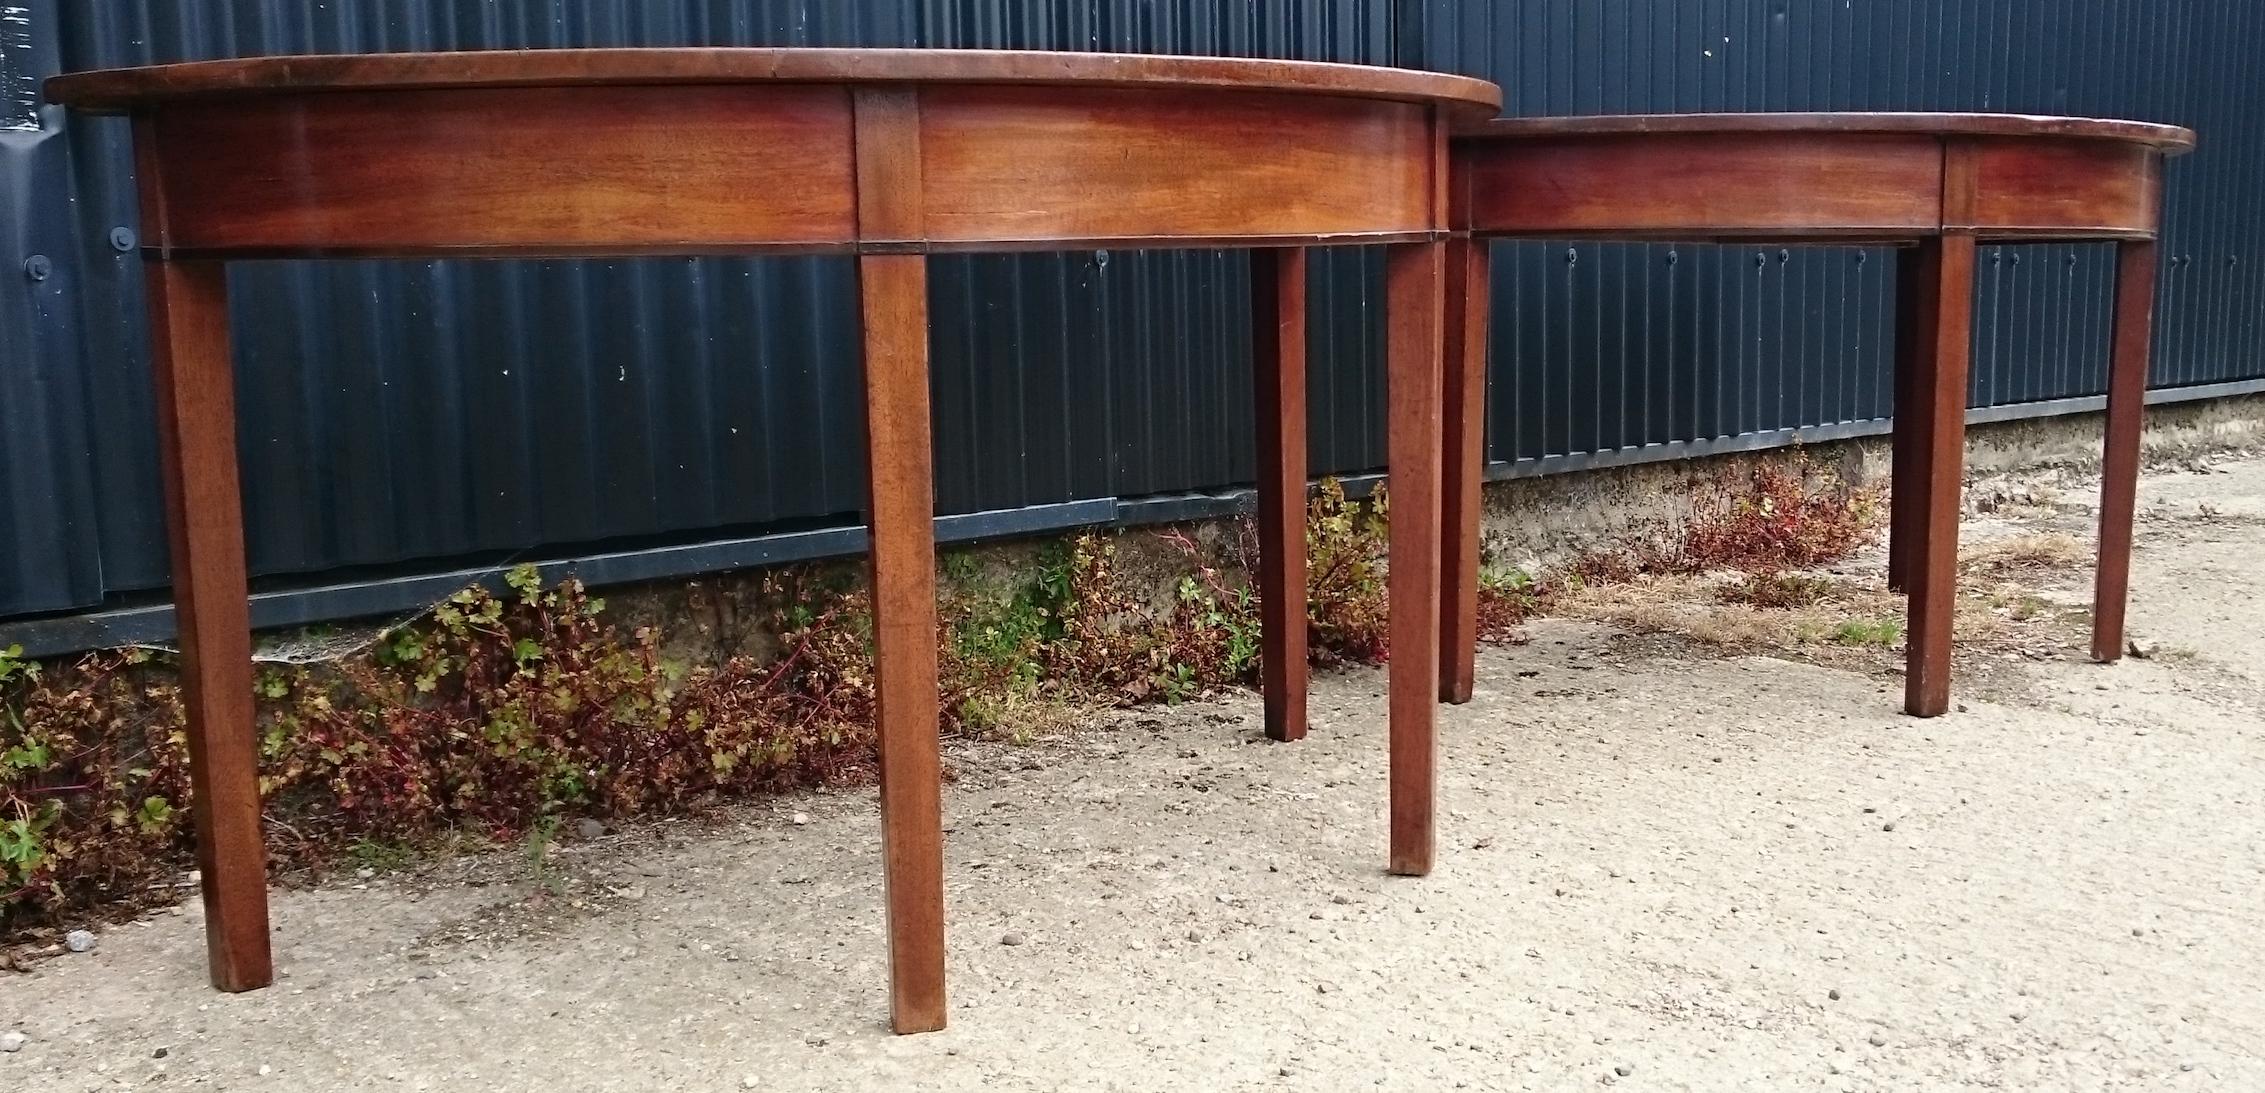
[1833,618,1903,647]
[1,473,1539,937]
[0,645,36,689]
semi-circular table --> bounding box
[1435,113,2196,718]
[46,48,1501,1033]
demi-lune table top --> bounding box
[49,49,1501,258]
[1449,111,2194,242]
[47,47,1503,112]
[1457,111,2194,149]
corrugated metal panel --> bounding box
[0,0,103,616]
[2,0,2261,633]
[1414,0,2257,471]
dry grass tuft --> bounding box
[1962,532,2090,576]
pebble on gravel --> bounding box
[577,819,606,840]
[1000,932,1026,947]
[1828,989,1842,1001]
[64,929,96,953]
[1,1031,26,1053]
[790,812,811,826]
[1614,1064,1634,1077]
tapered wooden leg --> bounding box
[1251,248,1310,743]
[1437,235,1490,705]
[1385,240,1444,875]
[1904,236,1976,718]
[1888,243,1930,595]
[145,259,272,992]
[858,253,947,1034]
[2092,240,2159,663]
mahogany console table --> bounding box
[47,49,1499,1033]
[1436,114,2195,717]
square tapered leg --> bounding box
[1252,247,1312,742]
[1385,240,1445,874]
[146,259,273,992]
[859,253,947,1034]
[1901,236,1977,718]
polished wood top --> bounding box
[47,47,1502,115]
[1458,112,2195,153]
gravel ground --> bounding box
[3,456,2261,1092]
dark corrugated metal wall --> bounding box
[1412,0,2257,465]
[1,0,105,619]
[19,0,1391,620]
[2,1,2260,632]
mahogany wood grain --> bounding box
[853,88,926,240]
[1252,247,1311,743]
[912,87,1434,248]
[144,259,273,992]
[1459,132,1943,240]
[1887,245,1930,595]
[1437,234,1490,704]
[49,48,1500,116]
[1957,138,2160,238]
[857,253,948,1034]
[141,86,859,256]
[121,80,1461,257]
[1385,240,1445,876]
[1903,235,1977,718]
[2092,240,2159,664]
[1463,112,2192,149]
[1455,114,2192,245]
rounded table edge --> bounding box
[46,47,1503,117]
[1453,112,2196,154]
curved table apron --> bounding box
[1435,113,2196,717]
[46,48,1502,1033]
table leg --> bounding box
[1888,243,1929,595]
[145,259,273,992]
[1385,240,1444,875]
[1251,247,1310,743]
[858,253,947,1034]
[1904,235,1976,718]
[2092,239,2160,663]
[1437,235,1490,705]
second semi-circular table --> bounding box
[45,48,1501,1033]
[1435,113,2196,718]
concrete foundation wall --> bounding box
[1474,393,2265,578]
